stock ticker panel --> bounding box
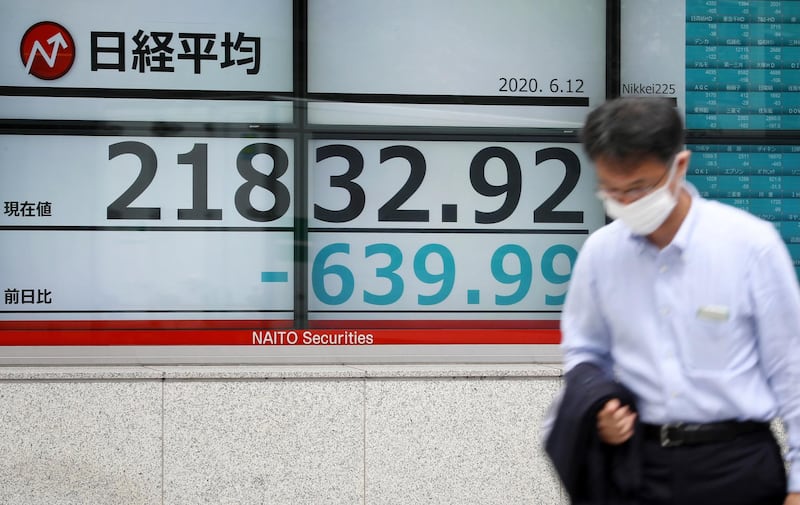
[685,0,800,130]
[687,143,800,277]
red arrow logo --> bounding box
[20,21,75,80]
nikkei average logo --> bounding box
[20,21,75,80]
[19,20,261,80]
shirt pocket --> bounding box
[677,307,736,372]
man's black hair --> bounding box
[581,97,685,169]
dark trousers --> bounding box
[639,428,787,505]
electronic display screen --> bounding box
[4,0,797,361]
[621,0,800,129]
[619,0,685,105]
[0,134,601,348]
[0,0,294,123]
[685,0,800,129]
[0,135,296,334]
[0,0,611,358]
[306,139,603,327]
[687,142,800,278]
[306,0,606,128]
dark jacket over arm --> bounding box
[545,362,642,505]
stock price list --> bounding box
[685,0,800,129]
[306,140,604,327]
[687,143,800,277]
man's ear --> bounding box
[676,149,691,177]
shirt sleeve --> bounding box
[750,233,800,492]
[560,237,614,376]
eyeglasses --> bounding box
[596,158,676,201]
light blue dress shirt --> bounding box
[561,185,800,492]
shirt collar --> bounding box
[669,183,700,254]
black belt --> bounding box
[642,420,770,448]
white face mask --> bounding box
[598,160,680,236]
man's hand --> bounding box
[785,492,800,505]
[597,398,637,445]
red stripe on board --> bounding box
[308,319,560,329]
[0,319,293,331]
[0,321,561,346]
[0,319,559,331]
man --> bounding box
[560,96,800,505]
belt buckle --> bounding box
[660,423,684,447]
